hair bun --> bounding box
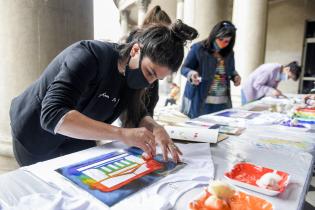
[154,5,161,12]
[170,19,198,44]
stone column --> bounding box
[185,0,229,42]
[137,0,151,26]
[174,0,185,88]
[175,0,195,97]
[232,0,268,80]
[0,0,94,156]
[194,0,229,41]
[120,10,129,36]
[183,0,195,27]
[231,0,268,106]
[176,0,184,21]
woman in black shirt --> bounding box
[10,20,198,166]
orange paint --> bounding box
[189,189,273,210]
[90,159,162,192]
[229,191,273,210]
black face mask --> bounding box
[125,56,150,90]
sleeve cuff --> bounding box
[53,110,71,134]
[187,71,196,83]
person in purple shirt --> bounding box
[241,61,301,104]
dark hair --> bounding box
[286,61,301,81]
[125,6,171,52]
[202,20,236,57]
[118,20,198,127]
[119,19,198,72]
[142,5,172,26]
[120,6,173,128]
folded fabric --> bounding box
[2,191,99,210]
[22,142,214,210]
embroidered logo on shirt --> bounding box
[98,92,120,106]
[98,92,109,99]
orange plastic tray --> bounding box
[224,162,290,196]
[189,188,273,210]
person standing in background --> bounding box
[241,61,301,105]
[122,5,172,125]
[181,21,241,118]
[165,83,180,106]
[139,6,172,117]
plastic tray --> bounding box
[189,188,273,210]
[224,162,290,196]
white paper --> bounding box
[164,126,219,143]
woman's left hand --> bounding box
[233,75,241,86]
[153,126,182,163]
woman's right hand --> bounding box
[304,94,315,101]
[304,94,315,106]
[188,70,201,85]
[120,127,156,158]
[272,89,282,97]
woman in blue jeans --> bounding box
[181,21,241,118]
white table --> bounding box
[0,140,313,210]
[175,141,314,210]
[1,95,314,209]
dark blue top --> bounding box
[180,42,238,118]
[10,40,146,155]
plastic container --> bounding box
[224,162,290,196]
[189,188,273,210]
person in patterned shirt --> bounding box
[181,21,241,118]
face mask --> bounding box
[213,40,221,51]
[280,72,288,81]
[125,56,150,90]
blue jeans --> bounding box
[241,90,248,105]
[201,103,229,115]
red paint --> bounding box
[296,107,315,113]
[91,159,163,192]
